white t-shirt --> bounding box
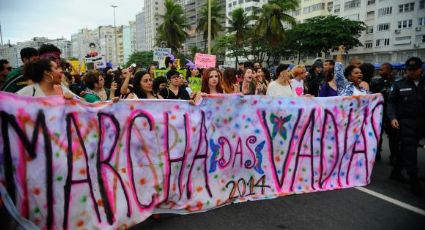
[352,86,367,96]
[266,81,295,97]
[290,79,304,96]
[17,83,75,97]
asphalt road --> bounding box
[133,137,425,230]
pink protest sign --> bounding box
[194,53,216,68]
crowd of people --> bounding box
[0,43,424,197]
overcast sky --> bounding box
[0,0,144,44]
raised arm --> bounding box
[334,45,349,95]
[120,68,132,95]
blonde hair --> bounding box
[291,65,306,77]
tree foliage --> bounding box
[197,0,225,50]
[125,51,153,68]
[285,15,366,55]
[156,0,189,54]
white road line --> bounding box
[355,187,425,217]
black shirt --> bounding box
[159,87,190,100]
[387,75,425,121]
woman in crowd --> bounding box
[147,64,156,78]
[290,65,309,96]
[335,45,368,96]
[17,59,74,97]
[201,67,223,94]
[221,67,240,94]
[318,65,338,97]
[159,69,190,100]
[266,64,295,97]
[240,68,256,95]
[153,76,168,95]
[82,70,117,103]
[255,67,270,95]
[132,70,163,99]
[359,62,374,92]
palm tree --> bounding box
[197,0,225,50]
[156,0,189,54]
[227,8,252,67]
[255,0,298,48]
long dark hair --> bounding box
[132,71,156,99]
[24,59,53,83]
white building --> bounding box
[135,11,147,51]
[332,0,425,64]
[225,0,268,27]
[123,21,137,64]
[0,37,71,67]
[291,0,333,23]
[184,0,226,53]
[71,26,126,66]
[143,0,166,51]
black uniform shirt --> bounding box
[387,75,425,121]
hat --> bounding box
[166,69,180,79]
[405,57,423,70]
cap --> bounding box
[405,57,423,70]
[166,69,180,79]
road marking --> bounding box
[355,187,425,217]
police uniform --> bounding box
[370,74,401,162]
[387,57,425,194]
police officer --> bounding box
[370,63,400,163]
[387,57,425,196]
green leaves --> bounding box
[156,0,189,54]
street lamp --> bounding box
[207,0,211,54]
[111,5,118,66]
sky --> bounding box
[0,0,144,44]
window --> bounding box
[419,17,425,26]
[365,41,373,48]
[346,14,360,21]
[378,23,390,31]
[395,36,411,41]
[398,19,413,29]
[303,3,325,14]
[376,38,390,47]
[344,0,360,10]
[334,4,340,13]
[378,7,392,16]
[366,25,374,34]
[399,2,415,13]
[420,0,425,9]
[366,11,375,18]
[367,0,375,5]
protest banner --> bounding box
[153,48,172,69]
[69,60,86,75]
[194,53,216,69]
[0,93,383,229]
[154,69,186,79]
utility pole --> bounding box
[111,5,118,66]
[207,0,211,54]
[0,22,3,46]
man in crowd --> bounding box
[1,48,39,92]
[370,63,400,163]
[0,59,12,88]
[387,57,425,196]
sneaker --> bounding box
[390,170,409,184]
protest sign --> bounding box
[194,53,216,69]
[154,69,186,79]
[153,48,172,69]
[189,77,201,92]
[0,93,383,229]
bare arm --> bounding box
[120,68,132,95]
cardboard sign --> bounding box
[153,48,172,68]
[194,53,216,69]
